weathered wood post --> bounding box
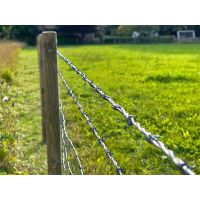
[38,31,61,174]
[37,34,46,144]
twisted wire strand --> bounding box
[60,108,73,175]
[60,124,74,175]
[57,51,195,175]
[59,102,84,175]
[58,70,123,175]
[61,129,73,175]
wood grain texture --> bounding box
[40,31,61,174]
[37,34,46,144]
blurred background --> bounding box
[1,25,200,45]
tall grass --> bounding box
[0,42,23,83]
[0,41,22,62]
[0,41,22,174]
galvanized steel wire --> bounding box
[59,101,84,175]
[57,50,195,175]
[58,70,123,175]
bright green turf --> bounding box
[14,43,200,175]
[11,48,47,174]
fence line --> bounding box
[38,32,195,175]
[58,70,123,175]
[61,129,73,175]
[57,50,195,175]
[59,102,84,175]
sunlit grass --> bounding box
[12,43,200,175]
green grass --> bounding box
[0,42,23,174]
[9,48,47,174]
[13,43,200,175]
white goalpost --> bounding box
[177,30,196,42]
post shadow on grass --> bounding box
[144,74,197,83]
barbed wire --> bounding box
[59,101,84,175]
[58,70,123,175]
[60,109,74,175]
[61,130,73,175]
[57,51,195,175]
[60,102,73,175]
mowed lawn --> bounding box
[14,43,200,174]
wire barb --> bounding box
[58,70,123,175]
[57,50,195,175]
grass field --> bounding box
[11,43,200,175]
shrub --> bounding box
[57,34,80,45]
[0,132,16,173]
[0,70,13,84]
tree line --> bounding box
[1,25,200,45]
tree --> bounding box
[53,25,98,35]
[10,26,39,45]
[0,26,12,39]
[116,25,160,37]
[103,25,118,35]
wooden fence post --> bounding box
[39,31,61,175]
[37,34,46,144]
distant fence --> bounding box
[103,35,176,44]
[37,31,195,175]
[57,34,200,45]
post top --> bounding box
[42,31,57,35]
